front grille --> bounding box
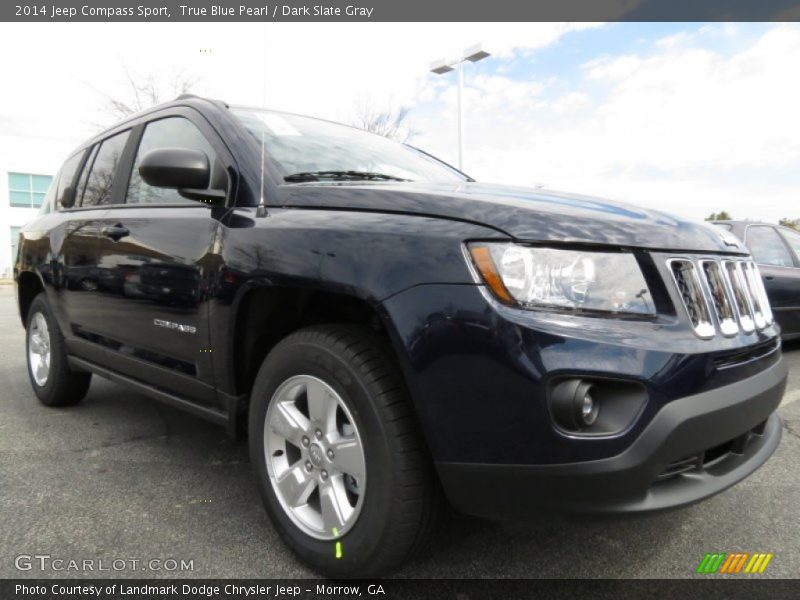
[667,257,773,338]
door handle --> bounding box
[101,225,129,241]
[765,275,775,280]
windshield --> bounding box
[231,107,467,183]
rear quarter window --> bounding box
[53,151,85,211]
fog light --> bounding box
[551,379,599,431]
[580,391,598,427]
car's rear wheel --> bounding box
[248,324,441,577]
[26,293,92,407]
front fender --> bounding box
[222,207,505,302]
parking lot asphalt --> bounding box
[0,284,798,579]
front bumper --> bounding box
[436,357,786,518]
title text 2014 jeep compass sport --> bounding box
[15,96,786,576]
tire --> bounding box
[248,324,441,577]
[25,293,92,407]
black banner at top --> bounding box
[3,0,800,22]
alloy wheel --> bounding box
[28,312,51,387]
[264,375,367,540]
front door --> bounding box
[92,114,230,405]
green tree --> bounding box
[778,218,800,231]
[705,210,732,221]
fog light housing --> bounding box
[548,377,648,436]
[551,379,598,431]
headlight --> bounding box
[467,242,654,315]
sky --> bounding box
[1,21,798,223]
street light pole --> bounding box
[430,43,490,172]
[456,61,464,170]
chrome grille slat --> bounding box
[668,259,715,339]
[699,260,738,337]
[723,260,755,333]
[742,263,766,329]
[668,257,772,339]
[744,262,773,326]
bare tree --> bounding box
[350,98,417,142]
[101,65,198,122]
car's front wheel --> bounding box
[248,324,441,577]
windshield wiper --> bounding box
[283,170,410,183]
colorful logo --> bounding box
[696,552,773,574]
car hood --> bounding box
[278,181,747,254]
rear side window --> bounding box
[38,179,56,215]
[126,117,221,205]
[80,131,130,207]
[55,151,85,210]
[746,226,794,267]
[74,145,98,206]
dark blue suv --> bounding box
[14,96,786,576]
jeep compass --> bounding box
[14,95,786,577]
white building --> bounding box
[0,133,77,278]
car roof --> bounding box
[99,94,226,135]
[68,94,381,159]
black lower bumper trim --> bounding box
[436,357,786,519]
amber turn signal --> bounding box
[468,244,515,305]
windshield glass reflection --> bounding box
[232,107,467,184]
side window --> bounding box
[80,131,130,207]
[54,151,85,210]
[746,226,794,267]
[74,145,98,207]
[126,117,222,205]
[38,178,56,215]
[779,228,800,263]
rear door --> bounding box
[745,224,800,336]
[56,131,131,363]
[91,110,231,406]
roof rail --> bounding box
[174,93,229,108]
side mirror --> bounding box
[139,148,210,189]
[60,185,76,209]
[138,148,227,205]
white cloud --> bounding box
[1,22,798,224]
[0,22,596,144]
[654,31,694,49]
[416,24,800,223]
[550,91,591,113]
[584,54,644,80]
